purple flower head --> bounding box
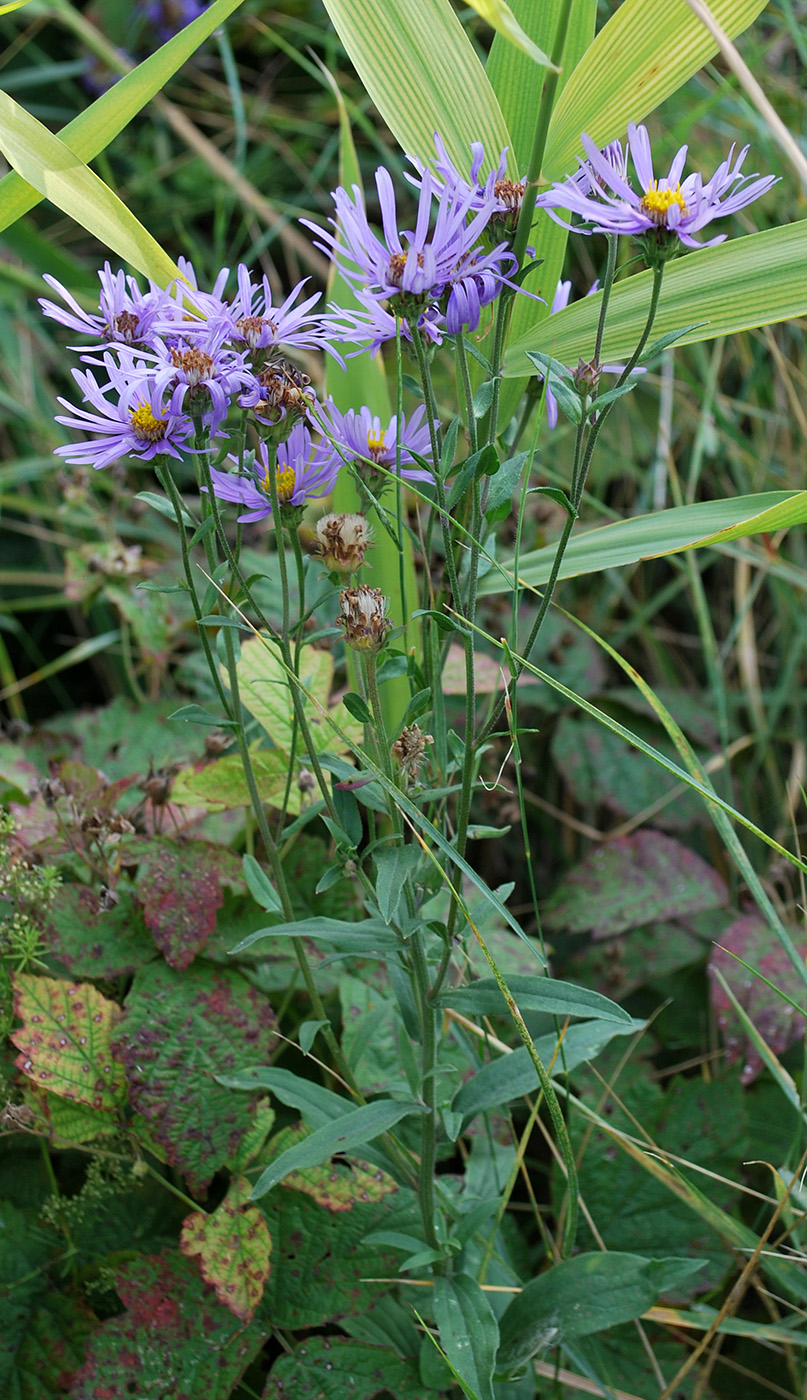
[54,352,194,470]
[324,292,445,359]
[303,163,518,333]
[155,257,231,335]
[141,0,207,45]
[539,123,777,253]
[412,134,529,236]
[108,327,252,435]
[207,425,339,523]
[318,402,436,489]
[40,263,169,347]
[204,266,341,364]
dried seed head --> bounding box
[391,723,434,784]
[337,587,391,652]
[315,513,371,575]
[297,768,317,799]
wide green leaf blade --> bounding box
[0,90,180,284]
[439,975,632,1022]
[481,490,807,591]
[0,0,246,235]
[486,0,597,430]
[544,0,772,180]
[433,1275,499,1400]
[504,222,807,374]
[250,1099,418,1199]
[321,0,510,171]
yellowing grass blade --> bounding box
[544,0,772,180]
[321,0,510,173]
[503,221,807,373]
[465,0,556,69]
[0,90,180,285]
[483,491,807,592]
[0,0,246,235]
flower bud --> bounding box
[337,587,391,652]
[391,723,434,784]
[316,513,371,575]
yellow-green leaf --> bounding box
[10,974,126,1112]
[0,90,180,284]
[481,491,807,593]
[321,0,510,173]
[465,0,556,68]
[227,635,362,758]
[0,0,247,234]
[181,1174,272,1322]
[503,221,807,375]
[544,0,772,180]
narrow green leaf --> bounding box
[228,917,402,954]
[0,0,247,234]
[504,223,807,374]
[0,91,180,284]
[215,1066,351,1127]
[321,0,510,173]
[242,854,283,915]
[135,491,194,527]
[439,975,632,1022]
[342,692,373,725]
[250,1099,418,1198]
[434,1275,499,1400]
[464,0,556,68]
[544,0,773,179]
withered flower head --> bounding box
[337,587,391,652]
[391,723,434,784]
[316,513,371,575]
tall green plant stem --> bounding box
[481,255,665,745]
[155,461,231,715]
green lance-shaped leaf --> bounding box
[250,1099,419,1199]
[497,1252,704,1368]
[321,0,510,173]
[544,0,773,180]
[504,222,807,376]
[433,1275,500,1400]
[438,975,633,1022]
[0,0,247,235]
[0,91,180,285]
[462,0,556,68]
[480,490,807,593]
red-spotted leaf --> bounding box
[112,961,278,1192]
[13,1292,97,1400]
[270,1123,399,1211]
[543,830,728,939]
[46,885,157,978]
[181,1174,272,1321]
[134,839,245,969]
[11,974,126,1112]
[710,914,806,1083]
[24,1086,119,1145]
[69,1251,269,1400]
[262,1336,423,1400]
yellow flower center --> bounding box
[639,183,689,224]
[130,401,168,441]
[366,428,386,460]
[263,464,297,502]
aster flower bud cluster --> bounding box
[337,588,392,652]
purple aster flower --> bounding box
[54,353,194,470]
[40,262,169,347]
[141,0,207,45]
[156,257,231,333]
[317,402,436,485]
[207,425,339,522]
[411,134,528,236]
[86,329,252,435]
[539,123,776,250]
[324,292,445,359]
[201,265,340,363]
[302,165,518,333]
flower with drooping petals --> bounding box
[539,123,776,253]
[207,425,339,522]
[303,164,519,333]
[324,291,445,359]
[54,353,194,470]
[317,402,437,489]
[411,134,528,236]
[40,262,169,347]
